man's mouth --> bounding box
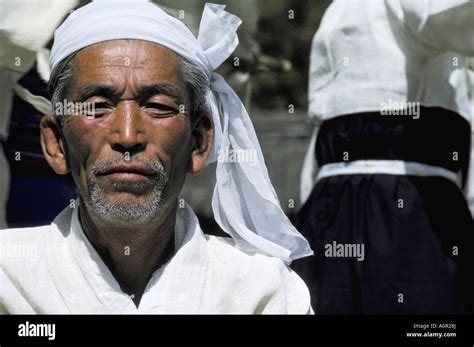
[97,163,157,181]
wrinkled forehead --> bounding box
[73,40,181,73]
[69,40,186,94]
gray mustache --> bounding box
[91,158,165,176]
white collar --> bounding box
[46,202,209,313]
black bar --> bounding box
[0,315,473,345]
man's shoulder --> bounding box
[204,234,296,287]
[0,224,52,241]
[0,225,52,259]
[0,225,52,272]
[204,235,312,313]
[0,206,72,243]
[205,234,287,269]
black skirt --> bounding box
[292,108,474,314]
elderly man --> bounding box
[0,0,312,313]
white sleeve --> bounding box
[260,261,314,314]
[388,0,474,56]
[0,268,37,314]
[284,268,314,314]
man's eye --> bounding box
[85,102,110,119]
[144,103,178,117]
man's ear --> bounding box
[40,115,70,174]
[188,112,214,175]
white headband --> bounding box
[50,0,312,263]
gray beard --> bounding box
[81,159,169,225]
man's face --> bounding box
[60,40,194,227]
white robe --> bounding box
[0,202,312,314]
[301,0,474,210]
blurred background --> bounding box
[176,0,331,227]
[0,0,330,230]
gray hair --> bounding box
[180,55,210,123]
[47,46,210,128]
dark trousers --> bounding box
[292,108,474,314]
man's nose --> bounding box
[110,102,147,155]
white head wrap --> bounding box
[49,0,312,263]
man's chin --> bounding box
[107,180,156,196]
[84,176,167,226]
[97,206,159,226]
[87,193,164,225]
